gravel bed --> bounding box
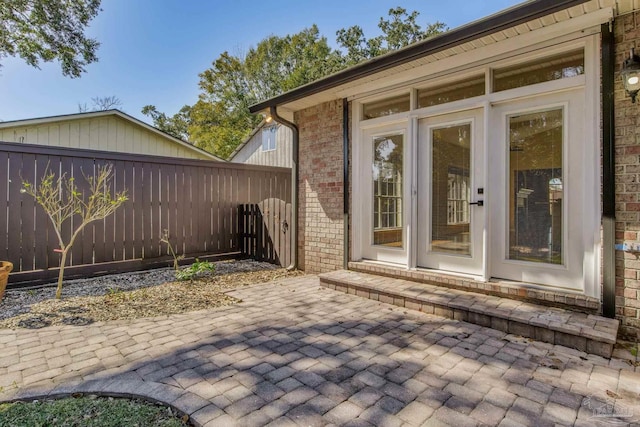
[0,259,280,322]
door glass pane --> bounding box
[508,108,563,264]
[431,123,471,255]
[373,134,403,247]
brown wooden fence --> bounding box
[0,141,291,287]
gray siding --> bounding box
[232,125,292,168]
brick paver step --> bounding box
[319,269,618,358]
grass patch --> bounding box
[0,396,189,427]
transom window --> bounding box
[359,48,584,122]
[363,94,410,120]
[418,75,485,109]
[493,50,584,92]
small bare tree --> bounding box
[21,164,128,299]
[78,96,123,112]
[160,229,184,270]
[92,96,122,111]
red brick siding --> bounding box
[295,100,344,274]
[615,13,640,339]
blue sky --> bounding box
[0,0,521,124]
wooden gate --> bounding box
[239,199,292,267]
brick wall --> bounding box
[295,100,344,274]
[615,13,640,340]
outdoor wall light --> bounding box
[264,114,273,123]
[622,48,640,103]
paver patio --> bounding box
[1,275,640,426]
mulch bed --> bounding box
[0,261,304,330]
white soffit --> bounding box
[280,0,618,112]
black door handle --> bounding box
[470,200,484,206]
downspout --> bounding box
[269,106,299,270]
[602,22,616,318]
[343,98,350,269]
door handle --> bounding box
[470,200,484,206]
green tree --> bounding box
[243,25,342,97]
[336,7,447,66]
[0,0,102,78]
[141,104,191,141]
[144,9,446,159]
[144,26,339,159]
[187,99,258,159]
[335,25,381,66]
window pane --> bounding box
[493,50,584,92]
[373,134,403,247]
[417,75,485,108]
[363,94,410,120]
[262,126,277,151]
[508,108,563,264]
[431,124,471,255]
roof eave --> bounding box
[248,0,592,113]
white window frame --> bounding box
[373,169,403,231]
[447,168,470,226]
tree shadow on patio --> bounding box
[36,284,640,426]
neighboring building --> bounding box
[250,0,640,339]
[229,120,293,167]
[0,110,223,161]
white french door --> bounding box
[489,89,587,291]
[417,109,485,277]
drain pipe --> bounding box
[602,22,616,318]
[270,106,299,271]
[343,98,350,270]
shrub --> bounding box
[175,259,215,281]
